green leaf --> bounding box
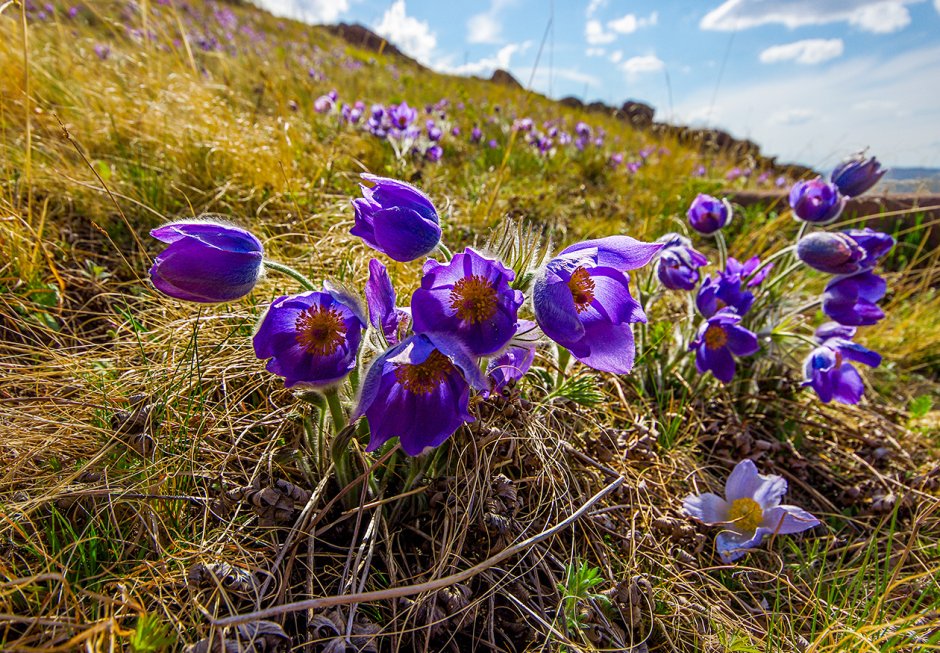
[909,395,932,418]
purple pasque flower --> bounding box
[796,228,894,275]
[365,258,408,345]
[486,320,537,394]
[822,270,887,326]
[94,43,110,60]
[354,333,487,456]
[424,144,443,162]
[253,289,365,389]
[389,101,417,130]
[313,94,334,113]
[656,234,708,291]
[470,126,482,143]
[789,178,846,224]
[830,152,886,197]
[695,257,769,318]
[533,236,663,375]
[725,167,743,182]
[687,194,732,235]
[411,248,524,357]
[802,323,881,404]
[149,220,263,303]
[351,174,442,262]
[683,459,820,563]
[689,308,759,383]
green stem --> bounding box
[555,345,571,389]
[263,259,317,290]
[437,242,454,261]
[324,388,347,433]
[714,231,728,270]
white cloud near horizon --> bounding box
[255,0,348,23]
[373,0,437,62]
[467,0,514,44]
[701,0,921,34]
[760,38,845,64]
[439,41,532,76]
[620,54,665,81]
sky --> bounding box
[256,0,940,169]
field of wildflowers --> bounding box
[1,1,939,651]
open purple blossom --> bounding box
[411,248,524,357]
[822,270,887,326]
[687,194,732,235]
[534,236,662,375]
[149,220,263,303]
[351,174,442,262]
[425,144,443,162]
[789,178,846,224]
[253,289,365,389]
[796,228,894,275]
[802,322,881,404]
[470,126,482,143]
[313,94,334,113]
[696,256,770,318]
[354,333,487,456]
[683,460,820,563]
[689,309,759,383]
[389,101,417,130]
[656,234,708,291]
[486,321,538,395]
[830,152,886,197]
[365,259,408,345]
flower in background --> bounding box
[486,320,538,394]
[389,101,417,130]
[796,229,894,275]
[789,178,845,224]
[533,236,662,374]
[725,167,743,182]
[689,309,759,383]
[696,257,769,317]
[313,94,334,113]
[93,43,110,60]
[822,270,887,326]
[354,333,487,456]
[487,139,498,149]
[351,174,442,262]
[656,234,708,291]
[253,289,365,389]
[411,248,524,357]
[149,220,263,303]
[683,460,820,563]
[830,152,887,197]
[687,194,732,235]
[802,322,881,404]
[470,126,482,143]
[692,164,706,177]
[365,259,408,345]
[425,144,443,162]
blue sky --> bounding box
[258,0,940,169]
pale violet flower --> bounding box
[682,460,820,562]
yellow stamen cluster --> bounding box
[568,267,595,313]
[449,275,498,324]
[395,349,455,394]
[728,498,763,532]
[295,307,347,356]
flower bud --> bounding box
[350,175,442,262]
[789,178,845,224]
[830,152,886,197]
[687,194,732,235]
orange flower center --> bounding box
[703,324,728,350]
[728,497,763,532]
[568,267,595,313]
[449,274,498,324]
[295,307,347,356]
[394,349,455,395]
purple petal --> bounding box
[560,236,664,271]
[715,528,765,563]
[533,275,584,345]
[761,505,820,535]
[832,363,864,404]
[570,318,637,375]
[726,325,759,357]
[682,492,729,524]
[371,207,443,262]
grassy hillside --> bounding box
[1,1,938,651]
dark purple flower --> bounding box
[366,259,408,345]
[830,152,886,197]
[687,194,732,235]
[411,248,524,357]
[689,309,759,383]
[486,320,537,394]
[354,333,487,456]
[68,5,79,18]
[149,220,263,303]
[389,101,417,130]
[313,94,333,113]
[425,144,443,162]
[822,271,886,326]
[789,178,845,224]
[94,43,110,60]
[470,126,482,143]
[683,460,819,563]
[487,139,498,149]
[253,289,365,389]
[514,118,534,132]
[797,228,894,275]
[656,235,708,291]
[802,325,881,404]
[351,174,442,262]
[533,236,662,374]
[696,257,767,317]
[451,126,461,137]
[813,321,856,342]
[575,121,591,138]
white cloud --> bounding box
[586,0,607,18]
[586,47,606,57]
[255,0,349,23]
[609,49,623,63]
[467,13,501,43]
[373,0,437,63]
[620,54,665,80]
[440,42,531,76]
[759,38,844,64]
[770,108,815,125]
[585,19,616,44]
[701,0,919,34]
[936,0,940,12]
[608,11,658,34]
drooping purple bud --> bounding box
[687,194,732,235]
[830,152,887,197]
[797,229,893,275]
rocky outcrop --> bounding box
[323,23,424,69]
[490,69,523,89]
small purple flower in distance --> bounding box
[94,43,110,60]
[253,289,364,389]
[351,174,442,262]
[451,126,461,137]
[487,139,498,149]
[575,121,591,138]
[692,164,706,177]
[411,248,524,357]
[536,136,553,154]
[725,167,742,182]
[639,146,655,160]
[424,144,443,162]
[149,220,263,303]
[427,122,443,142]
[470,126,482,143]
[68,5,79,18]
[683,460,820,562]
[687,194,732,235]
[775,175,787,188]
[353,333,487,456]
[534,236,663,374]
[689,309,759,383]
[609,153,624,168]
[313,94,333,113]
[789,178,846,224]
[822,270,887,326]
[486,320,537,394]
[796,228,894,275]
[366,259,408,345]
[514,118,534,132]
[389,101,417,130]
[756,172,770,185]
[802,322,880,404]
[656,234,708,291]
[831,151,886,197]
[626,161,641,175]
[328,89,338,102]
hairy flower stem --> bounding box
[714,231,728,270]
[262,259,317,290]
[555,345,571,389]
[324,388,347,434]
[437,242,454,262]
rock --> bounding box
[490,68,523,89]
